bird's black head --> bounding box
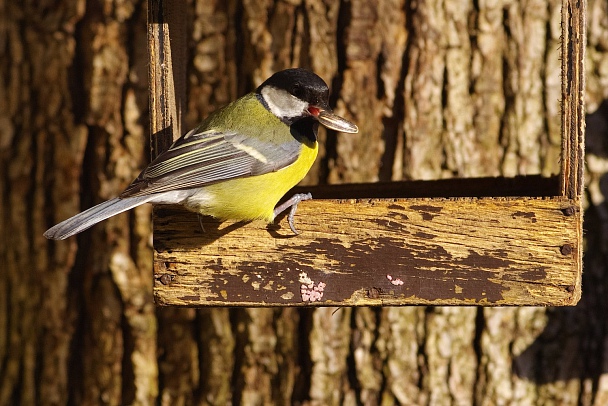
[256,68,359,134]
[256,68,329,125]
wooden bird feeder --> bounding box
[148,0,585,307]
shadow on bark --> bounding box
[514,101,608,384]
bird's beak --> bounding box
[308,106,358,133]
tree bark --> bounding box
[1,0,607,405]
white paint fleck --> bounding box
[387,274,404,286]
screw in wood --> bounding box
[560,244,573,255]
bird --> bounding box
[44,68,358,240]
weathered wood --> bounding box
[560,0,586,200]
[153,197,581,306]
[148,0,187,150]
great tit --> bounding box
[44,68,358,240]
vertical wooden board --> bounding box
[153,197,581,307]
[147,0,187,150]
[560,0,586,199]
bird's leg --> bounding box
[273,193,312,235]
[197,213,206,233]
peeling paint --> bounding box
[414,231,436,239]
[410,204,443,221]
[410,204,443,213]
[512,211,537,223]
[387,274,404,286]
[299,272,326,302]
[178,295,200,302]
[371,217,406,231]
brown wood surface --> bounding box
[153,197,581,306]
[560,0,586,200]
[148,0,187,152]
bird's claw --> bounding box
[273,193,312,235]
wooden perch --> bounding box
[153,197,580,306]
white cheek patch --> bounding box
[261,86,309,120]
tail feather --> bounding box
[44,195,157,240]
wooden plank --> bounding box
[560,0,586,199]
[153,197,581,306]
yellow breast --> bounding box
[188,140,318,223]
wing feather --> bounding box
[121,127,302,197]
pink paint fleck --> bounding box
[299,272,326,302]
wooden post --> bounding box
[147,0,187,154]
[560,0,586,200]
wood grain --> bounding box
[148,0,187,150]
[153,197,581,306]
[560,0,586,200]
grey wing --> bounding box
[121,128,302,197]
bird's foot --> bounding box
[273,193,312,235]
[197,213,206,233]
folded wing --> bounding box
[121,128,302,197]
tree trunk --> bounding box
[1,0,607,405]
